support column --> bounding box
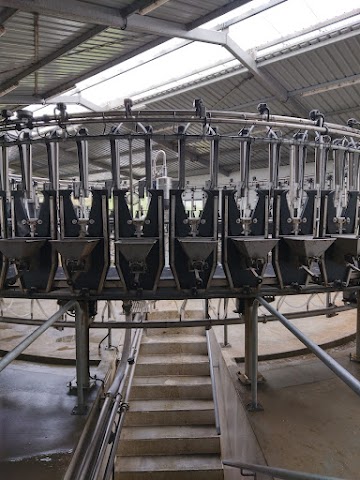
[247,299,263,411]
[73,301,91,415]
[350,294,360,362]
[238,298,263,385]
[244,298,253,380]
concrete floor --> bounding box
[238,345,360,478]
[0,295,359,479]
[0,361,95,480]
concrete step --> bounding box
[118,425,220,456]
[141,335,207,355]
[125,399,215,426]
[131,376,212,400]
[145,325,206,336]
[136,354,210,376]
[115,454,223,480]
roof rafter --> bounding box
[0,0,227,45]
[0,6,17,23]
[0,25,107,95]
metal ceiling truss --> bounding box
[37,0,282,101]
[0,0,302,115]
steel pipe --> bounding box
[248,299,261,410]
[103,328,143,480]
[257,296,360,397]
[0,300,75,373]
[75,310,140,480]
[0,304,354,330]
[206,328,221,435]
[223,460,345,480]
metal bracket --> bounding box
[237,371,265,385]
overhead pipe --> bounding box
[76,127,89,197]
[18,133,33,199]
[0,144,9,195]
[289,132,307,219]
[144,127,153,191]
[347,149,360,192]
[46,137,60,191]
[314,135,330,191]
[268,137,280,194]
[110,136,121,190]
[209,130,219,189]
[178,125,186,190]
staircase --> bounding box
[115,325,223,479]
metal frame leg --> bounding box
[350,295,360,363]
[247,299,263,412]
[244,299,253,380]
[73,301,91,415]
[238,298,264,386]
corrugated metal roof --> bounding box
[2,1,360,182]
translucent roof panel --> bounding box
[229,0,360,50]
[80,42,233,109]
[24,0,360,114]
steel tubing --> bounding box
[75,314,141,480]
[103,328,144,480]
[223,461,345,480]
[257,296,360,397]
[0,300,75,373]
[250,299,259,409]
[0,304,354,330]
[206,329,221,435]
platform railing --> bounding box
[65,311,144,480]
[223,460,347,480]
[206,327,221,435]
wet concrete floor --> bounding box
[236,343,360,479]
[0,361,95,479]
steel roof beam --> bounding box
[225,36,308,116]
[0,0,227,45]
[0,25,106,95]
[0,6,17,23]
[38,1,276,101]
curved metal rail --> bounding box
[223,460,347,480]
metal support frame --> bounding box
[350,295,360,362]
[206,328,221,435]
[0,300,75,373]
[258,296,360,397]
[246,299,263,411]
[0,0,227,45]
[72,301,91,415]
[238,299,264,385]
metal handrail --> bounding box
[206,328,221,435]
[103,326,144,480]
[0,299,75,373]
[67,312,143,480]
[0,303,353,329]
[223,460,347,480]
[257,296,360,397]
[91,327,143,480]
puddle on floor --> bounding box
[0,452,71,480]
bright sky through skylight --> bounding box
[29,0,360,116]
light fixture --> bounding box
[139,0,171,16]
